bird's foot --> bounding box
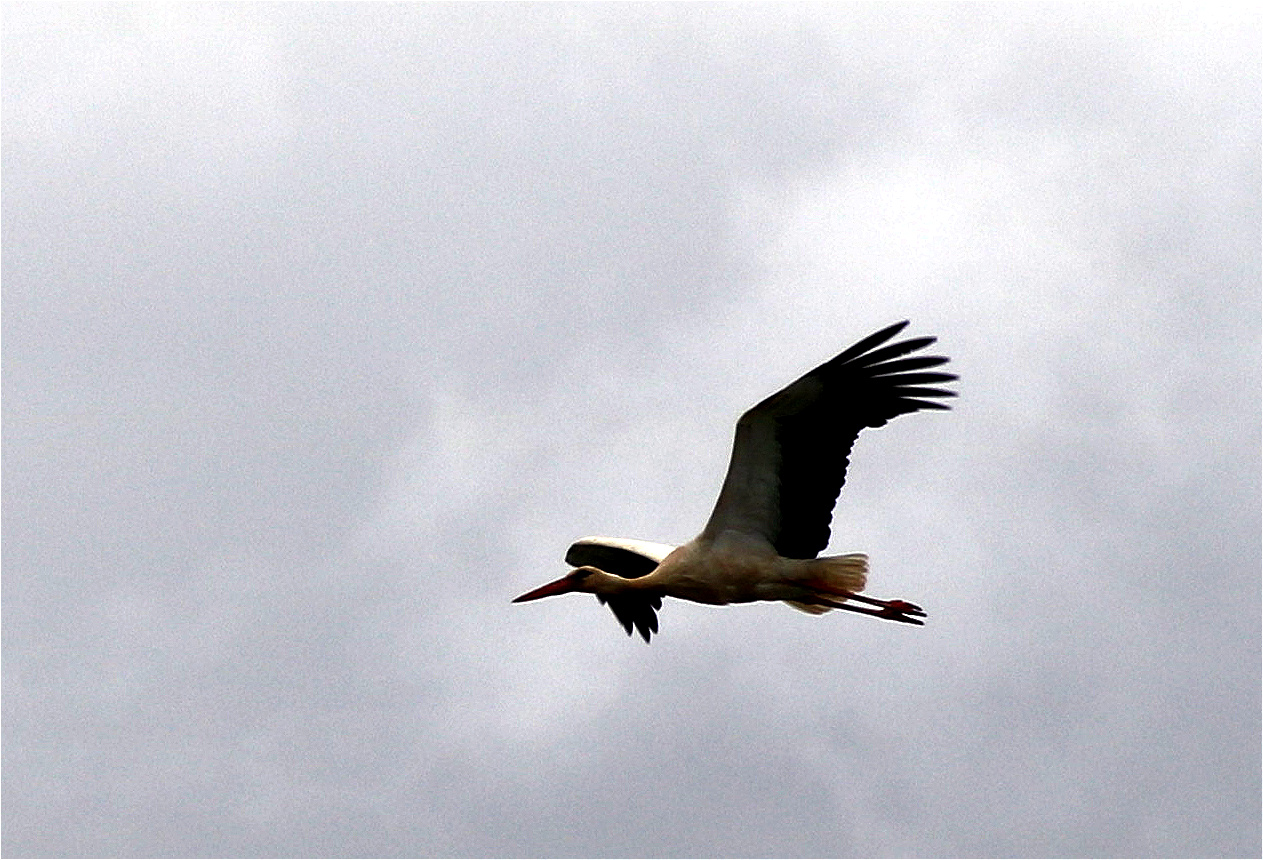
[845,593,926,620]
[875,599,926,625]
[879,598,926,618]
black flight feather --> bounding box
[702,321,957,560]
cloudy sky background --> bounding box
[4,4,1259,857]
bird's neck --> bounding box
[588,569,656,595]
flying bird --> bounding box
[513,320,956,642]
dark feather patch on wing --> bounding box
[597,594,662,643]
[768,321,955,557]
[703,320,956,560]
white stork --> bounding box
[513,320,956,642]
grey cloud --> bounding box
[4,5,1258,858]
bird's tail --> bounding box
[784,553,868,615]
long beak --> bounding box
[512,574,581,603]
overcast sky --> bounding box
[4,4,1259,858]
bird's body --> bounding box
[584,534,782,606]
[596,532,838,605]
[513,321,955,642]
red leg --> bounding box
[812,596,926,625]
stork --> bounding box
[513,320,956,642]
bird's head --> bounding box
[512,566,606,602]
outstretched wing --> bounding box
[565,537,675,643]
[701,321,956,559]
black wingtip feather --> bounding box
[892,371,958,385]
[902,398,953,412]
[896,387,957,399]
[869,355,951,375]
[854,336,938,367]
[827,320,910,366]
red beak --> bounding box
[512,574,582,603]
